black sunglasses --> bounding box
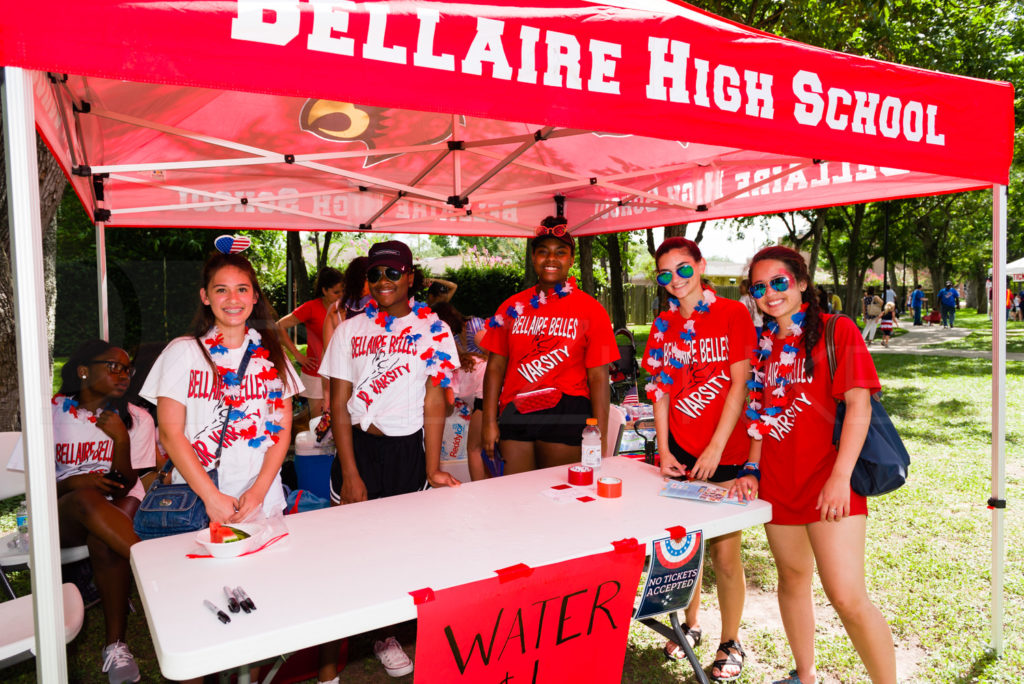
[88,360,135,378]
[366,266,405,284]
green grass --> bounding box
[4,353,1023,682]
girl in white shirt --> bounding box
[141,250,300,523]
[54,339,156,682]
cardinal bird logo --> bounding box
[299,99,459,167]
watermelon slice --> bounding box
[208,522,251,544]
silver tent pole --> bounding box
[990,183,1007,657]
[2,65,69,682]
[96,220,109,338]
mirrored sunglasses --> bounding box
[656,264,695,287]
[88,360,135,377]
[750,275,792,299]
[366,266,404,284]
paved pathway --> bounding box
[863,320,1024,361]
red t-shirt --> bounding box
[292,298,328,377]
[756,314,880,525]
[641,297,755,465]
[480,287,618,410]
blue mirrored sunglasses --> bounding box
[656,264,695,287]
[750,276,792,299]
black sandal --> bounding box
[663,623,702,660]
[710,639,745,682]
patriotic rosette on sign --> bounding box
[52,394,101,424]
[364,298,456,401]
[642,288,717,402]
[744,306,807,440]
[203,327,285,449]
[485,277,576,330]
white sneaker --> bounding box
[374,636,414,677]
[101,641,140,683]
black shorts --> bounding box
[329,428,428,504]
[473,397,484,413]
[498,394,591,446]
[667,433,741,483]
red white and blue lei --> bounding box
[744,307,806,440]
[643,287,717,402]
[203,326,286,449]
[52,394,102,424]
[485,278,575,329]
[364,298,456,393]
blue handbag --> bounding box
[826,315,910,497]
[133,345,254,539]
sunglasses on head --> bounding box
[88,360,135,378]
[366,266,405,284]
[535,223,567,237]
[750,275,793,299]
[656,264,695,287]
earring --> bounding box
[80,374,87,379]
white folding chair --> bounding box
[1,433,90,600]
[0,583,84,670]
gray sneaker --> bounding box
[101,641,140,683]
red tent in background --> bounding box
[0,1,1013,680]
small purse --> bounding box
[133,346,255,540]
[825,315,910,497]
[511,387,563,414]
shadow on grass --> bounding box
[873,355,1024,379]
[953,650,1000,683]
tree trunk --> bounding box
[843,205,866,317]
[316,231,333,274]
[578,236,595,295]
[665,223,687,239]
[0,118,67,431]
[645,228,656,257]
[287,231,311,303]
[605,234,627,329]
[522,241,537,289]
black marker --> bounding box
[235,586,256,612]
[223,586,240,613]
[231,587,251,613]
[203,600,230,624]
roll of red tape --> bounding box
[568,465,594,486]
[597,476,622,498]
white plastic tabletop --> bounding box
[130,456,771,680]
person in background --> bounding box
[816,285,830,313]
[642,237,756,681]
[425,276,458,307]
[277,267,344,418]
[481,216,618,473]
[50,339,156,684]
[884,284,897,309]
[734,246,896,684]
[1014,289,1023,322]
[910,284,925,326]
[879,301,900,347]
[937,280,959,328]
[861,287,883,345]
[829,290,842,315]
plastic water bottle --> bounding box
[581,418,602,470]
[15,500,29,552]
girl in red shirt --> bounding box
[641,237,754,681]
[732,246,896,684]
[481,216,618,473]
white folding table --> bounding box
[131,456,771,681]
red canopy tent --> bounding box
[0,1,1013,680]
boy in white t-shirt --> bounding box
[318,240,461,679]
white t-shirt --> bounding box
[320,309,460,436]
[140,334,301,516]
[46,400,156,501]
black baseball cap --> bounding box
[368,241,413,272]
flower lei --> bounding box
[52,394,101,424]
[363,298,456,394]
[485,277,576,329]
[744,305,807,440]
[203,327,286,449]
[642,287,717,402]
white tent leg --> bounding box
[990,183,1007,657]
[96,221,109,338]
[2,66,69,682]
